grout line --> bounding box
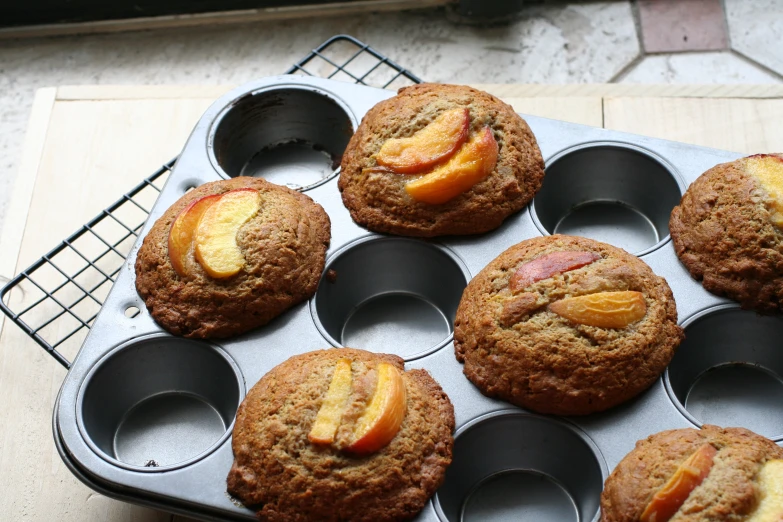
[608,0,646,84]
[601,97,605,128]
[729,49,783,82]
[608,53,645,83]
[644,46,730,56]
[629,0,647,56]
[645,49,726,57]
[720,0,732,49]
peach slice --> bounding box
[746,154,783,228]
[308,358,353,445]
[376,108,469,174]
[345,363,407,455]
[548,291,647,328]
[641,443,717,522]
[404,126,499,205]
[168,194,221,277]
[194,188,261,278]
[509,251,601,293]
[747,459,783,522]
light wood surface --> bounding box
[1,84,782,522]
[603,97,783,153]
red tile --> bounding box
[638,0,728,53]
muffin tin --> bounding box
[52,75,767,522]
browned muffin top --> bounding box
[338,83,545,237]
[601,425,783,522]
[227,348,455,522]
[134,177,330,338]
[454,235,683,416]
[670,153,783,313]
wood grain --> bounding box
[603,97,783,153]
[0,95,213,522]
[501,96,603,127]
[0,88,56,333]
[472,83,783,99]
[55,84,234,101]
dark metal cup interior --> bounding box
[210,87,354,190]
[435,411,605,522]
[666,306,783,440]
[532,144,682,255]
[312,237,469,360]
[78,336,243,471]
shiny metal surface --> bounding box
[460,471,578,522]
[52,76,753,521]
[312,236,470,360]
[76,334,244,472]
[435,411,606,522]
[531,142,684,256]
[208,86,355,191]
[665,305,783,440]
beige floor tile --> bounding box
[620,51,782,84]
[725,0,783,76]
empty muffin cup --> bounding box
[208,86,355,191]
[531,143,683,256]
[666,305,783,441]
[77,334,244,471]
[435,411,606,522]
[312,236,469,360]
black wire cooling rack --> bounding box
[0,34,422,369]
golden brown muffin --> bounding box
[338,83,545,237]
[454,235,683,416]
[227,348,455,522]
[135,177,330,338]
[601,425,783,522]
[670,153,783,313]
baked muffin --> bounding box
[135,177,330,338]
[670,153,783,313]
[338,83,545,237]
[227,348,455,521]
[454,235,683,416]
[601,425,783,522]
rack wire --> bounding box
[287,34,421,88]
[0,34,421,369]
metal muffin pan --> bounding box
[53,75,765,521]
[665,304,783,441]
[435,411,606,522]
[312,236,470,361]
[77,334,244,472]
[530,143,684,256]
[208,86,355,191]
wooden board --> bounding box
[603,97,783,152]
[1,84,782,521]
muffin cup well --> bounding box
[77,334,244,472]
[434,411,606,522]
[311,236,469,361]
[531,143,683,256]
[665,305,783,441]
[208,86,355,191]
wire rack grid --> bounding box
[0,34,422,369]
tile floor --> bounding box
[0,0,782,274]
